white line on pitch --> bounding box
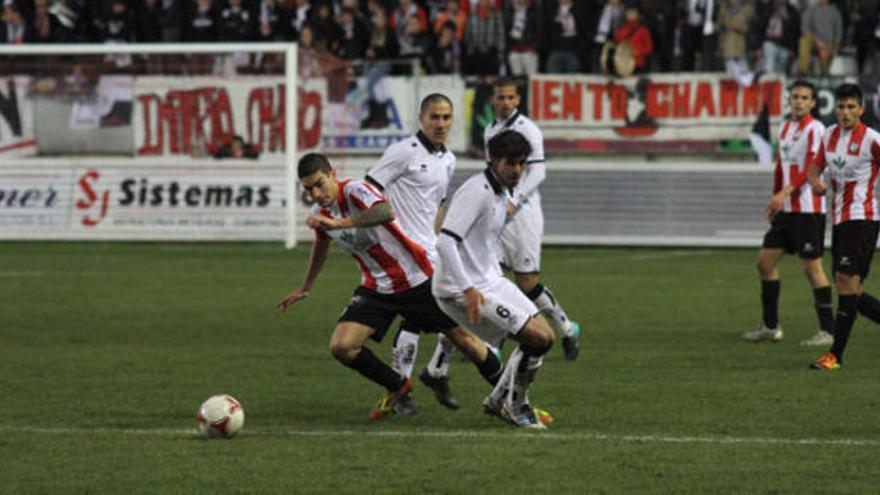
[2,425,878,447]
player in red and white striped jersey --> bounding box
[749,80,834,347]
[804,84,880,370]
[277,153,504,420]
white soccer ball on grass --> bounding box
[197,394,245,438]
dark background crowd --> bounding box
[1,0,878,77]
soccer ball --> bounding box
[197,394,245,439]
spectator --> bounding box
[2,1,27,44]
[136,0,163,42]
[433,0,466,41]
[462,0,504,75]
[390,0,428,42]
[797,0,842,76]
[213,135,259,159]
[754,0,799,75]
[427,20,460,73]
[26,0,53,43]
[718,0,753,83]
[613,4,653,74]
[680,0,719,71]
[217,0,256,42]
[850,0,880,75]
[310,2,342,53]
[641,0,677,72]
[102,0,135,44]
[504,0,539,75]
[185,0,218,41]
[362,0,397,127]
[336,7,369,59]
[258,0,282,40]
[544,0,586,73]
[398,13,433,72]
[46,0,85,43]
[593,0,624,50]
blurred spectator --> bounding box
[217,0,256,42]
[136,0,183,42]
[310,2,342,53]
[850,0,880,75]
[462,0,504,75]
[797,0,842,76]
[753,0,799,75]
[102,0,135,44]
[433,0,466,41]
[398,14,433,72]
[593,0,624,50]
[614,4,653,74]
[185,0,218,41]
[213,135,258,159]
[362,0,397,127]
[641,0,676,72]
[427,20,460,73]
[258,0,281,40]
[718,0,753,84]
[390,0,428,44]
[26,0,53,43]
[336,7,369,59]
[504,0,539,75]
[43,0,84,43]
[544,0,587,73]
[680,0,719,71]
[2,1,27,44]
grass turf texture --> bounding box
[2,242,880,494]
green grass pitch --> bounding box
[2,242,880,493]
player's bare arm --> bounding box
[463,287,484,324]
[276,234,332,312]
[807,160,827,196]
[308,202,394,231]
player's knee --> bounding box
[329,341,358,363]
[515,273,539,293]
[523,318,555,350]
[755,257,773,277]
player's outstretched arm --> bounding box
[307,202,394,231]
[276,235,332,312]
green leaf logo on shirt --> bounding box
[832,156,847,170]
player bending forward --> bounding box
[433,130,556,429]
[277,153,504,420]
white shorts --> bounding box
[497,198,544,273]
[436,277,539,345]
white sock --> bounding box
[532,284,574,336]
[489,347,523,404]
[426,333,456,378]
[390,328,420,379]
[511,354,543,407]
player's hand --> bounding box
[506,201,516,217]
[276,288,309,312]
[765,191,786,222]
[307,215,341,231]
[811,178,827,196]
[463,287,484,325]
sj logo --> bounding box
[74,169,110,227]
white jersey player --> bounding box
[747,80,833,347]
[803,84,880,371]
[434,130,557,429]
[366,94,498,412]
[481,77,581,360]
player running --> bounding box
[277,153,504,420]
[748,80,834,346]
[434,130,556,429]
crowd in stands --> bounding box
[0,0,876,77]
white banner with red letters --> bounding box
[528,73,784,142]
[0,163,292,241]
[133,76,325,159]
[0,76,36,157]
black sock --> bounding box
[761,280,781,328]
[344,347,405,392]
[858,292,880,324]
[813,286,834,334]
[474,348,502,385]
[830,295,859,362]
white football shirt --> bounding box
[483,110,545,208]
[432,168,511,298]
[366,131,456,262]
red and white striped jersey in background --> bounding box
[815,122,880,225]
[774,115,826,214]
[309,179,433,294]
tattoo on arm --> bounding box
[351,201,394,227]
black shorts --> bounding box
[762,212,826,259]
[338,281,457,342]
[832,221,880,280]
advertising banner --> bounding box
[133,76,325,159]
[0,163,291,241]
[0,76,35,157]
[529,73,785,145]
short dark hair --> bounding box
[835,83,863,105]
[492,76,519,93]
[420,93,453,114]
[298,153,332,178]
[487,130,532,164]
[789,80,817,101]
